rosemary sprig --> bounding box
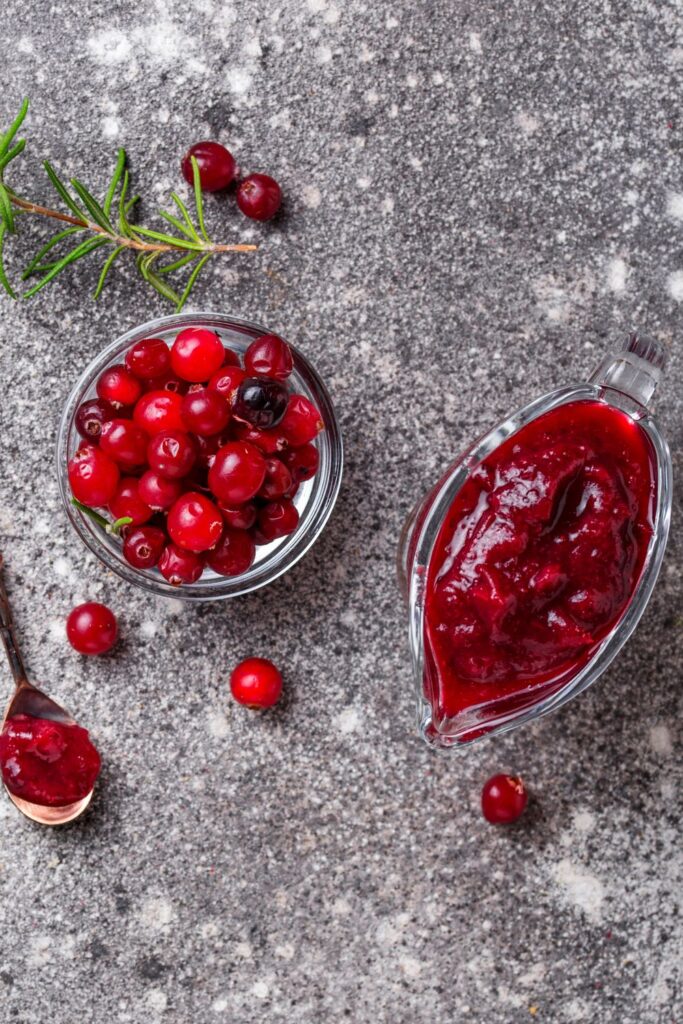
[0,100,257,310]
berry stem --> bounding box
[71,498,132,535]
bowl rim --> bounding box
[57,311,343,601]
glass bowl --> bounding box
[57,312,343,601]
[397,333,673,750]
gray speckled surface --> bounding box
[0,1,681,1021]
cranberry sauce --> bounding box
[424,400,656,733]
[0,713,101,807]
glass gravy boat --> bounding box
[397,334,672,750]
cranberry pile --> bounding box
[181,141,282,221]
[68,328,323,586]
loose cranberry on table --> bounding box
[125,337,171,380]
[171,327,226,383]
[66,602,118,656]
[96,364,142,409]
[236,174,282,221]
[481,774,529,825]
[181,141,237,192]
[244,334,293,381]
[230,658,283,708]
[0,714,101,808]
[68,446,120,507]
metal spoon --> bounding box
[0,556,95,825]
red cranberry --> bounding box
[233,377,289,429]
[99,418,148,469]
[481,774,528,824]
[280,395,323,446]
[68,446,120,506]
[222,347,241,367]
[171,327,225,383]
[208,441,266,504]
[159,543,205,586]
[207,528,255,577]
[96,364,142,409]
[281,443,319,482]
[181,141,237,192]
[125,338,171,379]
[230,657,282,708]
[0,714,101,807]
[218,501,257,531]
[167,492,223,552]
[133,390,185,435]
[231,421,289,454]
[194,432,230,469]
[244,334,293,381]
[138,469,183,511]
[254,499,299,544]
[236,174,282,221]
[123,526,167,569]
[208,365,247,404]
[147,430,197,480]
[66,602,118,655]
[109,478,153,526]
[142,372,188,395]
[75,399,112,441]
[181,387,230,436]
[259,458,292,500]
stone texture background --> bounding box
[0,1,681,1021]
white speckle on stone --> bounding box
[359,43,374,62]
[607,257,628,293]
[54,557,71,577]
[572,810,596,834]
[551,859,605,922]
[200,920,220,939]
[649,724,673,756]
[469,32,482,53]
[146,989,167,1012]
[666,269,683,300]
[212,997,228,1013]
[102,116,120,139]
[564,998,589,1021]
[399,956,422,978]
[251,981,269,999]
[335,707,360,734]
[432,71,444,85]
[140,896,175,932]
[307,0,327,10]
[666,192,683,222]
[28,934,52,967]
[408,155,422,171]
[332,896,351,916]
[556,230,567,243]
[302,185,322,209]
[357,176,371,190]
[406,73,418,88]
[275,942,295,959]
[316,44,332,64]
[243,36,262,58]
[163,599,185,617]
[234,941,252,958]
[388,103,399,118]
[386,14,399,28]
[157,107,171,124]
[49,619,63,641]
[381,196,395,214]
[208,711,230,738]
[227,68,253,94]
[34,518,49,535]
[140,620,158,639]
[365,89,380,105]
[340,608,356,627]
[87,28,133,65]
[324,4,340,24]
[17,36,34,53]
[514,110,540,135]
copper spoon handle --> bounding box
[0,555,29,687]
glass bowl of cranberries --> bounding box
[57,313,342,600]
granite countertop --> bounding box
[0,1,681,1021]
